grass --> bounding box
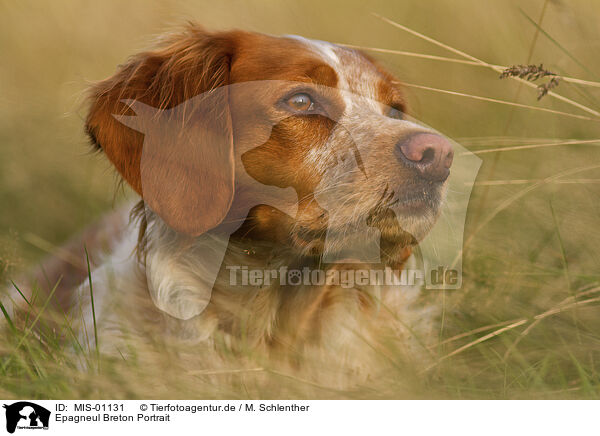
[1,0,600,399]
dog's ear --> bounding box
[86,26,236,236]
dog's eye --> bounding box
[387,106,403,120]
[287,93,314,112]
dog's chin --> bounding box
[369,196,442,241]
[290,227,328,257]
[386,206,440,242]
[288,183,446,259]
[289,208,440,261]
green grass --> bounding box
[1,0,600,399]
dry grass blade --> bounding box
[503,287,600,361]
[457,136,572,145]
[266,369,341,391]
[339,44,487,66]
[468,139,600,154]
[429,294,600,372]
[341,44,600,88]
[534,296,600,320]
[373,13,600,118]
[429,318,525,349]
[425,319,528,371]
[451,163,600,270]
[187,367,265,376]
[470,179,600,186]
[550,76,600,88]
[403,83,596,121]
[372,13,489,65]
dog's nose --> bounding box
[395,133,454,182]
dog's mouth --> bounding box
[289,182,443,258]
[395,187,441,214]
[372,181,443,217]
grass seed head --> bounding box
[500,64,561,100]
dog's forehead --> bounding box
[284,35,384,105]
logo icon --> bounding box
[2,402,50,434]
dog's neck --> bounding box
[135,203,413,324]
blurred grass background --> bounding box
[1,0,600,398]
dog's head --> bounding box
[86,26,453,266]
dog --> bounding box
[8,25,454,384]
